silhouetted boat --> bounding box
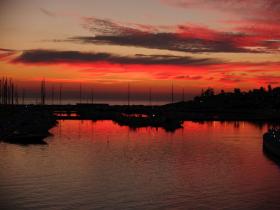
[263,129,280,158]
[114,113,183,132]
[3,131,48,145]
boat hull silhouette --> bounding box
[3,133,48,145]
[114,114,183,132]
[263,133,280,158]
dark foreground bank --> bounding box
[1,101,280,144]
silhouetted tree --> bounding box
[202,88,214,97]
[234,88,241,95]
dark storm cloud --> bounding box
[64,17,273,53]
[82,17,145,36]
[68,33,253,54]
[13,50,220,66]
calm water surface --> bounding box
[1,120,280,210]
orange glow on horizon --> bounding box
[2,59,280,95]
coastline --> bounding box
[1,103,279,144]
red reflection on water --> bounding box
[50,120,269,146]
[3,120,280,210]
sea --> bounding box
[1,120,280,209]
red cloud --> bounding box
[69,15,280,54]
[0,48,17,61]
[160,0,280,17]
[160,0,280,52]
[12,54,280,88]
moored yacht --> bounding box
[263,128,280,158]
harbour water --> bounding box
[1,120,280,209]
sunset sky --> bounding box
[1,0,280,102]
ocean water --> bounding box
[1,120,280,210]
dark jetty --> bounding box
[0,106,57,145]
[263,128,280,158]
[114,113,183,132]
